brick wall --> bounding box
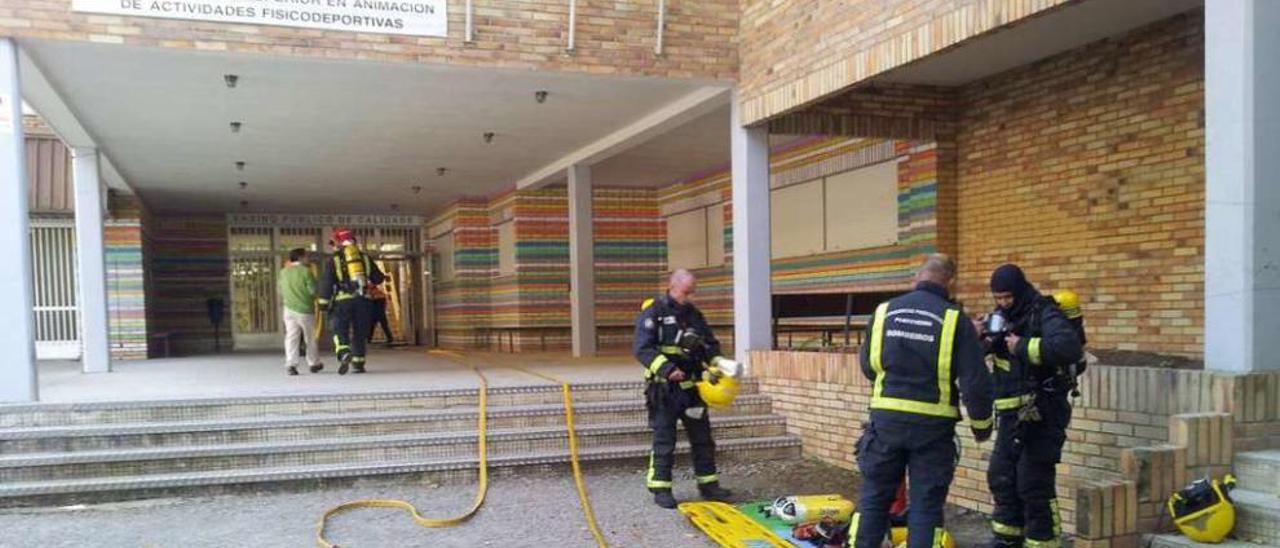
[952,12,1205,357]
[751,350,1280,539]
[738,0,1067,124]
[2,0,737,80]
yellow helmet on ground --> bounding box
[1169,475,1236,543]
[1053,289,1082,319]
[890,526,955,548]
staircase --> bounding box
[0,379,801,507]
[1148,449,1280,547]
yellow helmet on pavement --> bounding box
[1169,475,1237,543]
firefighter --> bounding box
[317,227,385,375]
[852,254,993,548]
[980,264,1083,548]
[634,269,733,509]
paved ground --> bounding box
[0,459,993,548]
[33,349,638,403]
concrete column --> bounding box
[0,39,38,402]
[72,147,111,373]
[730,90,772,370]
[1204,0,1280,372]
[568,164,597,357]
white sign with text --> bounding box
[72,0,448,38]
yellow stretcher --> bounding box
[678,501,793,548]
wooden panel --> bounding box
[770,179,824,258]
[666,208,707,270]
[824,160,899,252]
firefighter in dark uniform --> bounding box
[634,269,733,509]
[852,254,994,548]
[317,227,385,375]
[980,264,1083,548]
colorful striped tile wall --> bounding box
[105,220,147,360]
[428,136,940,352]
[432,199,493,348]
[146,215,230,356]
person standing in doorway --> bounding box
[279,248,323,376]
[367,282,394,345]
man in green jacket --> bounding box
[279,248,323,375]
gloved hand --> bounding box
[972,425,992,443]
[317,301,330,313]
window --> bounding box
[770,179,825,258]
[497,221,516,276]
[770,160,900,259]
[824,160,899,251]
[665,204,725,270]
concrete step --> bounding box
[1145,534,1264,548]
[0,435,803,507]
[0,395,777,453]
[0,379,761,428]
[0,415,788,482]
[1232,488,1280,546]
[1233,450,1280,497]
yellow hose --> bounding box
[314,349,489,548]
[502,364,608,548]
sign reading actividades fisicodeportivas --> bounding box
[72,0,447,37]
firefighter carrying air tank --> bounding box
[317,227,385,375]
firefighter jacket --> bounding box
[633,295,725,387]
[859,281,994,429]
[316,247,385,306]
[989,289,1084,413]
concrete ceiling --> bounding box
[875,0,1203,86]
[20,39,733,215]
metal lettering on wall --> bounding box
[227,213,423,227]
[72,0,447,38]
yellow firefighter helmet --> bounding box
[890,526,955,548]
[697,357,741,409]
[1053,289,1082,319]
[1169,475,1236,543]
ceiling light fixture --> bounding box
[235,161,245,171]
[483,132,495,144]
[230,121,242,133]
[238,181,248,190]
[436,167,448,176]
[390,203,399,211]
[224,74,239,88]
[411,185,423,194]
[239,199,249,208]
[534,90,549,104]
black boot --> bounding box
[309,363,324,373]
[698,481,733,502]
[287,366,299,376]
[988,534,1024,548]
[337,351,351,375]
[652,489,677,509]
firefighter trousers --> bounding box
[330,297,372,367]
[988,396,1071,547]
[645,382,717,491]
[852,419,956,548]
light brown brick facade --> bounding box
[953,12,1205,357]
[737,0,1068,124]
[1,0,738,80]
[751,349,1280,539]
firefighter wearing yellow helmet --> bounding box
[634,269,736,510]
